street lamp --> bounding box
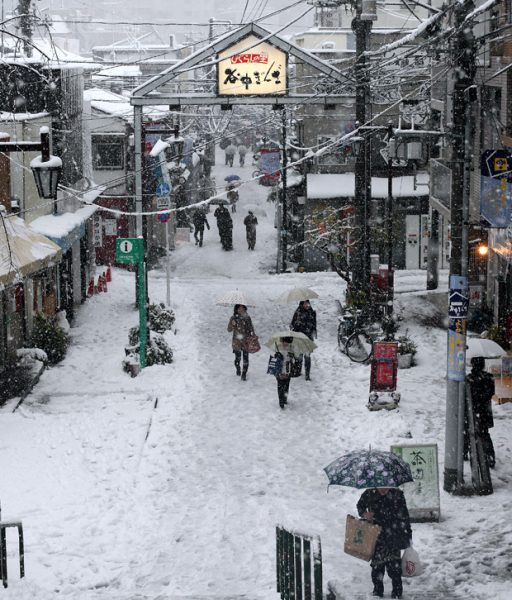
[0,126,62,205]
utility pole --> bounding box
[281,108,288,272]
[444,0,477,494]
[18,0,33,57]
[351,2,374,295]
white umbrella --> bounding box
[275,287,319,304]
[215,289,255,307]
[466,337,507,360]
[265,330,317,354]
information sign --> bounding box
[391,444,440,522]
[447,275,468,381]
[115,238,144,264]
[480,149,512,227]
[156,182,171,197]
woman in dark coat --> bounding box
[227,304,255,380]
[214,205,233,250]
[290,300,317,380]
[357,487,412,599]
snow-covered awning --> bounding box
[30,205,98,253]
[0,214,62,287]
[306,173,429,200]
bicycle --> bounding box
[337,309,384,363]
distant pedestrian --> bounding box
[357,487,412,599]
[243,210,258,250]
[464,356,496,468]
[192,208,210,247]
[238,144,248,167]
[274,336,296,409]
[227,304,256,381]
[214,205,233,250]
[225,143,236,167]
[290,300,317,380]
[227,184,239,213]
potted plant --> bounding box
[397,332,417,369]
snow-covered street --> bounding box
[0,159,511,600]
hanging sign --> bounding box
[480,149,512,227]
[217,34,287,96]
[447,275,468,381]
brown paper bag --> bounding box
[344,514,382,562]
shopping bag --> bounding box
[244,334,261,354]
[267,352,283,375]
[402,546,423,577]
[344,515,382,562]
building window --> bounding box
[92,135,125,170]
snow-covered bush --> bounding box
[30,313,69,365]
[148,303,176,333]
[126,327,173,368]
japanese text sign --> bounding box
[391,444,440,522]
[218,35,287,96]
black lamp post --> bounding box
[0,126,62,207]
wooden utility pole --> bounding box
[18,0,33,57]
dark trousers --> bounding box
[371,559,402,596]
[304,354,311,377]
[234,350,248,374]
[277,376,290,407]
[194,227,204,246]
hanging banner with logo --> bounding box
[447,275,469,381]
[480,149,512,227]
[218,34,287,96]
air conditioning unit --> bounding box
[407,142,423,160]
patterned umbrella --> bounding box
[215,289,256,307]
[324,448,413,489]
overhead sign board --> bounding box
[217,34,287,96]
[480,149,512,227]
[115,238,144,264]
[391,444,440,522]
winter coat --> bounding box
[275,351,295,380]
[467,370,495,429]
[192,211,210,231]
[290,304,317,340]
[225,144,237,157]
[243,214,258,231]
[357,488,412,561]
[214,206,233,231]
[238,144,248,156]
[227,314,255,352]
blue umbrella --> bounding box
[324,448,413,489]
[224,174,241,182]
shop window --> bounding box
[92,135,125,170]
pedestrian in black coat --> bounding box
[290,300,317,380]
[357,487,412,599]
[243,211,258,250]
[214,205,233,250]
[192,208,210,247]
[464,356,496,467]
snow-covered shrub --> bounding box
[148,303,176,333]
[30,313,69,365]
[397,332,418,358]
[125,328,173,367]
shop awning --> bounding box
[30,205,98,253]
[0,214,62,287]
[306,173,429,199]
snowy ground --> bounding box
[0,154,511,599]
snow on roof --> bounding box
[84,88,167,123]
[306,173,429,199]
[94,64,142,78]
[2,39,99,69]
[30,205,98,240]
[0,111,50,122]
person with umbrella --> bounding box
[214,204,233,250]
[226,183,239,213]
[356,487,412,598]
[324,449,414,599]
[243,210,258,250]
[227,304,256,380]
[265,331,317,409]
[290,299,317,381]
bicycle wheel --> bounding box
[345,332,373,363]
[252,170,262,179]
[337,321,346,353]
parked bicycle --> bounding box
[338,307,397,363]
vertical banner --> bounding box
[447,275,469,381]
